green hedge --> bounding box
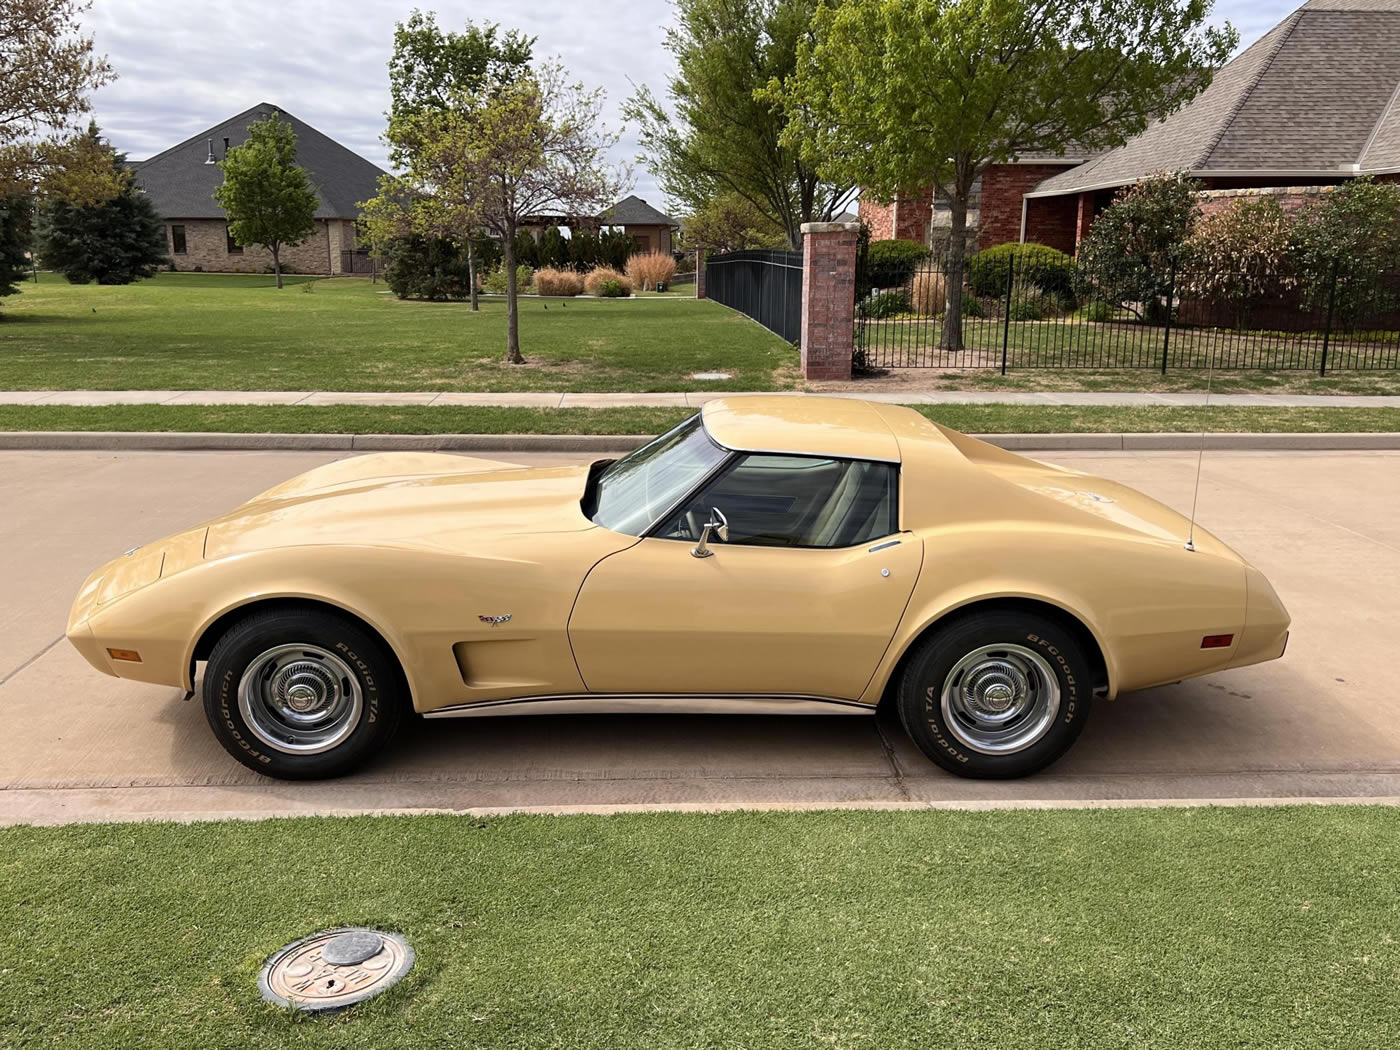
[968,242,1075,304]
[866,238,930,289]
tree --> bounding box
[771,0,1236,348]
[624,0,854,249]
[424,65,628,363]
[1,0,118,202]
[679,191,788,252]
[37,127,167,284]
[1290,177,1400,323]
[377,12,534,310]
[0,195,33,312]
[213,112,318,288]
[1076,170,1202,320]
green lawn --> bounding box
[2,403,1398,434]
[1,807,1397,1048]
[0,273,796,393]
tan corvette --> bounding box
[67,396,1289,780]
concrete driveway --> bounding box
[2,447,1398,824]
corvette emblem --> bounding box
[478,614,512,625]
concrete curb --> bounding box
[3,431,1400,453]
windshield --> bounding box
[590,414,729,535]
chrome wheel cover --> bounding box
[238,644,363,755]
[939,643,1061,755]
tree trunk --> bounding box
[503,223,524,364]
[939,192,969,352]
[467,235,479,312]
[272,245,282,290]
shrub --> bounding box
[534,267,584,296]
[968,242,1075,303]
[1180,196,1296,326]
[383,234,472,300]
[962,294,985,318]
[911,269,947,316]
[1078,300,1114,322]
[625,251,677,291]
[1290,177,1400,321]
[857,288,911,318]
[1075,170,1202,320]
[1006,280,1064,321]
[482,264,534,295]
[596,278,627,297]
[584,266,633,296]
[866,238,929,289]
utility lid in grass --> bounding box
[692,371,733,380]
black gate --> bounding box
[705,249,803,342]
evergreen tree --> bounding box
[38,128,167,285]
[1,195,33,311]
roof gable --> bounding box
[601,195,677,226]
[132,103,386,220]
[1031,1,1400,197]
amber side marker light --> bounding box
[1200,635,1234,649]
[106,648,142,662]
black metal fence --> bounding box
[856,256,1400,373]
[706,249,803,343]
[339,250,381,276]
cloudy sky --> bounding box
[83,0,1306,213]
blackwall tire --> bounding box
[896,611,1092,779]
[202,608,405,780]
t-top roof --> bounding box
[701,396,903,463]
[1031,0,1400,197]
[132,102,386,220]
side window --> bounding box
[655,454,897,549]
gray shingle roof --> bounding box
[132,103,386,219]
[1031,0,1400,197]
[601,195,677,226]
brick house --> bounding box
[860,0,1400,255]
[131,103,385,275]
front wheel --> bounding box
[896,611,1092,778]
[203,608,405,780]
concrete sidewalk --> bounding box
[4,447,1400,825]
[3,389,1400,408]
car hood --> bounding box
[204,452,600,559]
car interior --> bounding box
[656,454,897,549]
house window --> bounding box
[170,225,186,254]
[225,225,243,254]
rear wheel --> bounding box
[203,608,405,780]
[896,611,1092,778]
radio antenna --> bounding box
[1184,335,1216,552]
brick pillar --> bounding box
[694,246,706,299]
[1075,192,1095,248]
[800,221,859,381]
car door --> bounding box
[568,453,922,700]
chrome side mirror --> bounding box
[690,507,729,558]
